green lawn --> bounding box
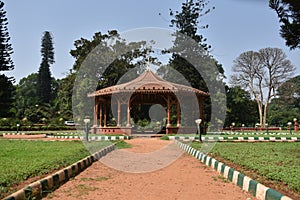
[0,139,112,198]
[191,142,300,196]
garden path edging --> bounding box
[175,140,293,200]
[46,135,132,140]
[3,144,115,200]
[169,136,300,142]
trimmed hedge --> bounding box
[0,125,76,131]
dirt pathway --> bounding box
[47,138,256,200]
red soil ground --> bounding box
[46,138,256,200]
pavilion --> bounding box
[88,69,209,135]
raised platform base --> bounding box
[167,127,197,134]
[91,126,197,135]
[91,127,132,135]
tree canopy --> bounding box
[70,30,150,89]
[41,31,55,64]
[70,30,151,120]
[12,73,39,120]
[269,0,300,50]
[268,75,300,126]
[162,0,226,129]
[0,74,14,117]
[225,86,258,127]
[169,0,214,51]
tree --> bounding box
[167,0,222,90]
[37,31,55,104]
[41,31,54,65]
[70,30,150,89]
[268,75,300,126]
[276,75,300,109]
[0,1,14,117]
[269,0,300,50]
[231,47,295,127]
[0,1,14,71]
[169,0,214,51]
[70,30,151,120]
[164,0,226,128]
[55,70,76,120]
[11,73,39,120]
[0,74,14,117]
[225,86,257,127]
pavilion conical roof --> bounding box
[88,69,209,97]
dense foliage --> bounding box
[224,86,258,127]
[268,75,300,126]
[0,74,14,117]
[269,0,300,50]
[70,30,151,121]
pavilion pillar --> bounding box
[177,102,180,127]
[94,98,98,126]
[167,94,171,128]
[199,97,204,121]
[104,100,107,127]
[200,97,205,133]
[126,101,131,127]
[117,99,121,127]
[99,103,103,127]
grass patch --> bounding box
[75,184,97,196]
[212,175,229,183]
[191,141,300,196]
[115,140,132,149]
[169,133,300,138]
[0,140,111,198]
[80,176,109,182]
[160,135,170,140]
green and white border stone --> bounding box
[169,136,300,142]
[175,140,293,200]
[2,133,132,141]
[46,135,132,140]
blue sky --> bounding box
[2,0,300,83]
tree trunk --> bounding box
[263,102,268,128]
[258,102,263,128]
[254,98,263,128]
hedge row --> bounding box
[0,125,76,131]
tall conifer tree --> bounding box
[0,1,13,71]
[37,31,54,104]
[166,0,225,125]
[168,0,224,91]
[0,1,14,117]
